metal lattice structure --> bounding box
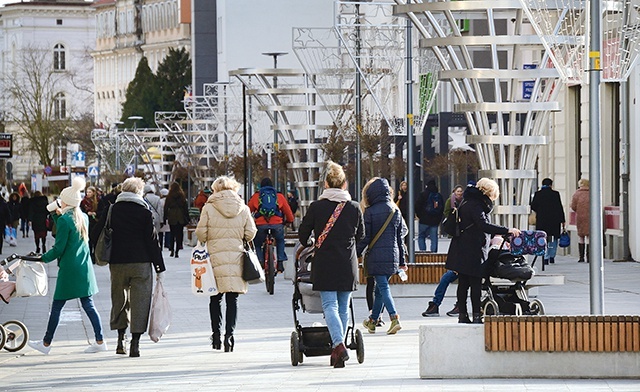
[394,0,563,228]
[601,0,640,82]
[230,68,332,211]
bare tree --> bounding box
[5,44,93,166]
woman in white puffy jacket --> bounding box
[195,176,257,352]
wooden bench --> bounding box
[358,252,448,284]
[484,315,640,352]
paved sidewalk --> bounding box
[0,234,639,391]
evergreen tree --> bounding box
[121,57,159,129]
[156,47,192,111]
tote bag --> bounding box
[190,242,218,296]
[149,278,171,342]
[242,241,264,284]
[14,260,48,297]
[95,205,113,266]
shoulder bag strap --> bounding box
[368,209,396,251]
[315,201,346,249]
[105,204,113,229]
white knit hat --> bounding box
[59,176,86,207]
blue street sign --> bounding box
[88,166,99,177]
[522,64,537,100]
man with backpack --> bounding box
[415,179,444,252]
[248,178,294,273]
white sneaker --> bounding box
[28,340,51,355]
[84,341,108,353]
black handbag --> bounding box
[95,205,113,266]
[242,241,264,283]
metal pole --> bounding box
[243,84,248,198]
[355,4,362,201]
[405,5,415,264]
[263,52,287,192]
[588,0,604,315]
[619,81,634,261]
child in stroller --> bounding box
[481,236,545,316]
[289,242,364,366]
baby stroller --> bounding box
[290,242,365,366]
[0,253,43,352]
[481,233,546,317]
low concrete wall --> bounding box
[419,324,640,378]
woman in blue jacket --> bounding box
[357,177,407,335]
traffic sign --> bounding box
[125,165,135,176]
[88,166,99,177]
[44,166,52,175]
[73,151,86,167]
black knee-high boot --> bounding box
[578,243,585,262]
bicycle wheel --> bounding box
[0,325,6,350]
[3,320,28,352]
[266,244,275,295]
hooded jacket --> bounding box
[415,181,444,226]
[445,186,509,278]
[195,190,257,294]
[356,178,405,276]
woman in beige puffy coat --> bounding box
[195,176,257,352]
[570,178,590,262]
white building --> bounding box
[0,0,95,182]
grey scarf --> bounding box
[116,192,148,208]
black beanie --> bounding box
[260,178,273,188]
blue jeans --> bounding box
[433,270,458,306]
[44,296,104,344]
[370,275,397,321]
[320,291,351,347]
[546,239,558,259]
[254,224,287,262]
[418,224,439,252]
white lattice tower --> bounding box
[119,130,174,189]
[519,0,588,84]
[394,0,563,228]
[91,128,136,175]
[230,68,333,213]
[602,0,640,81]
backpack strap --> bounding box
[315,202,346,249]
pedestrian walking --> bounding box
[20,191,30,238]
[445,178,520,324]
[394,180,410,224]
[443,185,464,220]
[298,161,365,368]
[29,191,49,253]
[531,178,566,265]
[163,182,190,258]
[195,176,257,352]
[92,177,165,357]
[158,188,170,249]
[421,270,459,317]
[358,177,406,335]
[570,178,590,263]
[8,192,21,234]
[27,177,106,355]
[415,180,444,252]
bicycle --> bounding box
[262,228,276,295]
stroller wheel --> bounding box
[355,329,365,364]
[483,299,500,317]
[290,331,302,366]
[3,320,28,352]
[0,325,6,350]
[529,299,545,315]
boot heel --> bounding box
[224,335,234,352]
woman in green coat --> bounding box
[28,177,106,355]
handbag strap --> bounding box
[368,209,396,252]
[315,201,346,249]
[105,204,113,229]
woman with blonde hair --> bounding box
[571,178,590,262]
[28,177,106,354]
[445,178,520,324]
[298,161,364,368]
[358,177,407,335]
[196,176,257,352]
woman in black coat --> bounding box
[357,177,406,335]
[445,179,520,324]
[91,177,165,357]
[163,182,190,258]
[530,178,566,264]
[298,161,364,368]
[28,191,50,253]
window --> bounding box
[54,93,66,119]
[56,19,62,25]
[53,44,65,70]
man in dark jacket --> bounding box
[415,180,444,252]
[530,178,566,265]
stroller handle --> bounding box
[0,253,43,265]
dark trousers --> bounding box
[209,292,239,337]
[169,224,184,251]
[456,273,482,315]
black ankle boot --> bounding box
[211,332,221,350]
[170,250,174,257]
[129,339,140,357]
[472,313,483,324]
[224,335,234,352]
[116,334,126,355]
[458,313,471,324]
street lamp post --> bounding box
[262,52,288,192]
[128,116,143,173]
[113,121,124,172]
